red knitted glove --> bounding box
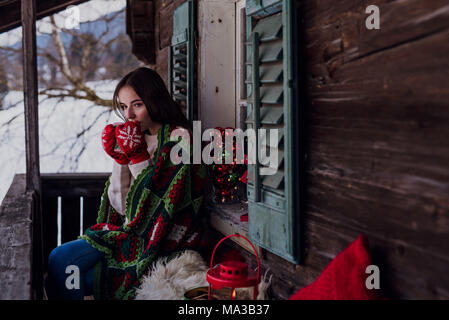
[102,123,130,165]
[115,121,151,164]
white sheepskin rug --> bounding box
[134,250,272,300]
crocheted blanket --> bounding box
[79,124,207,300]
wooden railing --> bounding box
[0,173,109,299]
[41,173,109,270]
[1,172,256,299]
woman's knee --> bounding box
[48,245,71,275]
[48,239,85,274]
[48,239,104,275]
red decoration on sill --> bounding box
[240,213,248,222]
[209,127,248,204]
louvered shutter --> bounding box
[245,0,301,264]
[169,0,196,120]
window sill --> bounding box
[206,200,259,254]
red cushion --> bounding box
[289,235,380,300]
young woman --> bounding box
[45,67,207,300]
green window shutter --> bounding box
[246,0,301,264]
[169,0,196,121]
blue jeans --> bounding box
[45,239,104,300]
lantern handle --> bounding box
[209,234,260,284]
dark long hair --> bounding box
[112,67,191,132]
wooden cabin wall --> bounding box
[297,0,449,300]
[212,0,449,300]
[151,0,188,85]
[147,0,449,299]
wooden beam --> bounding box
[126,0,156,64]
[21,0,44,300]
[0,174,34,299]
[22,0,40,194]
[0,0,90,34]
[0,0,16,6]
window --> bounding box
[174,0,302,263]
[197,0,254,252]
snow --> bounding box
[0,79,123,204]
[0,0,126,46]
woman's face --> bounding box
[118,85,153,131]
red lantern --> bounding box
[206,234,260,300]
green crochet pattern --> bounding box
[79,124,207,300]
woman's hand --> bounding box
[115,121,151,164]
[102,123,130,165]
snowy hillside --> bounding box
[0,80,122,204]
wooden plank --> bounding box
[22,0,45,300]
[127,0,156,64]
[357,0,449,59]
[304,0,449,87]
[60,196,81,244]
[41,195,58,270]
[306,169,449,263]
[207,202,254,253]
[40,174,107,258]
[0,0,90,33]
[154,0,186,86]
[0,174,34,300]
[22,0,40,194]
[83,196,101,231]
[41,173,109,198]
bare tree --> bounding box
[0,7,142,106]
[0,58,7,110]
[0,6,143,170]
[39,9,127,106]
